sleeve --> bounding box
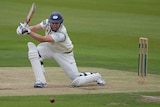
[50,33,66,42]
[40,19,49,29]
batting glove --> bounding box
[16,26,22,35]
[22,26,31,35]
[16,22,30,35]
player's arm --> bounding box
[29,24,42,32]
[29,31,54,42]
[16,21,65,42]
[28,23,55,42]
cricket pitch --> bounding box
[0,67,160,96]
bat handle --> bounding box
[25,19,30,24]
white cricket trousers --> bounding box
[37,42,79,81]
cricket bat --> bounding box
[25,3,36,24]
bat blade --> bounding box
[25,3,36,24]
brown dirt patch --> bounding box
[0,67,160,96]
[141,96,160,103]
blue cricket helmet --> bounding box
[48,12,63,23]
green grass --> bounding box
[0,0,160,74]
[0,92,160,107]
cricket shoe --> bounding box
[97,74,105,86]
[34,83,47,88]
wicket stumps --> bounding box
[138,37,148,84]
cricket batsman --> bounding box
[16,12,105,88]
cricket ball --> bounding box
[50,97,55,103]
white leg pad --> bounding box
[28,42,46,84]
[70,73,101,87]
